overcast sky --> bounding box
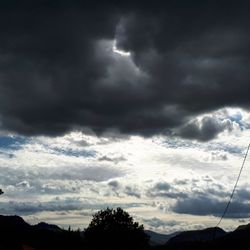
[1,0,250,233]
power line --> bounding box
[215,143,250,228]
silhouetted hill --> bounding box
[212,223,250,250]
[0,215,83,250]
[157,225,250,250]
[0,215,30,230]
[0,215,31,250]
[167,227,226,246]
[33,222,62,232]
[2,214,250,250]
[235,223,250,231]
[145,230,179,245]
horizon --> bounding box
[0,211,244,235]
[1,0,250,234]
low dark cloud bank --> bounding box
[0,1,250,140]
[172,196,250,218]
[147,179,250,218]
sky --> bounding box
[1,0,250,233]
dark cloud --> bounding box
[147,178,250,218]
[173,117,233,141]
[124,185,141,198]
[108,180,120,188]
[0,1,250,140]
[172,196,250,218]
[148,181,188,199]
[236,189,250,201]
[107,180,141,198]
[0,198,86,215]
[158,178,250,218]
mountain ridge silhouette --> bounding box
[1,214,250,250]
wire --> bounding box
[215,143,250,228]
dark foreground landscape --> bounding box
[1,208,250,250]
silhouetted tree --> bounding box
[0,189,3,195]
[84,207,149,250]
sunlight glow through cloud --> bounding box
[1,108,250,232]
[112,40,131,56]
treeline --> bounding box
[1,208,250,250]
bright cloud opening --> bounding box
[112,40,131,56]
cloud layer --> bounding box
[1,128,250,231]
[0,1,249,140]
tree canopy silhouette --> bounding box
[84,207,149,250]
[0,189,3,195]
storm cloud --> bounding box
[0,1,250,140]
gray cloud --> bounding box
[147,178,250,218]
[0,165,122,184]
[124,185,141,198]
[172,196,250,218]
[108,180,120,188]
[155,178,250,218]
[51,147,96,158]
[206,142,243,155]
[0,197,86,215]
[107,180,141,198]
[236,189,250,201]
[174,117,234,141]
[98,155,126,164]
[142,217,181,229]
[154,182,171,191]
[0,198,145,216]
[0,164,124,199]
[210,151,228,161]
[0,1,249,140]
[0,150,15,159]
[148,181,188,199]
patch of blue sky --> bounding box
[228,113,243,123]
[228,113,246,128]
[52,147,96,158]
[0,136,27,150]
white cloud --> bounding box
[1,108,250,232]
